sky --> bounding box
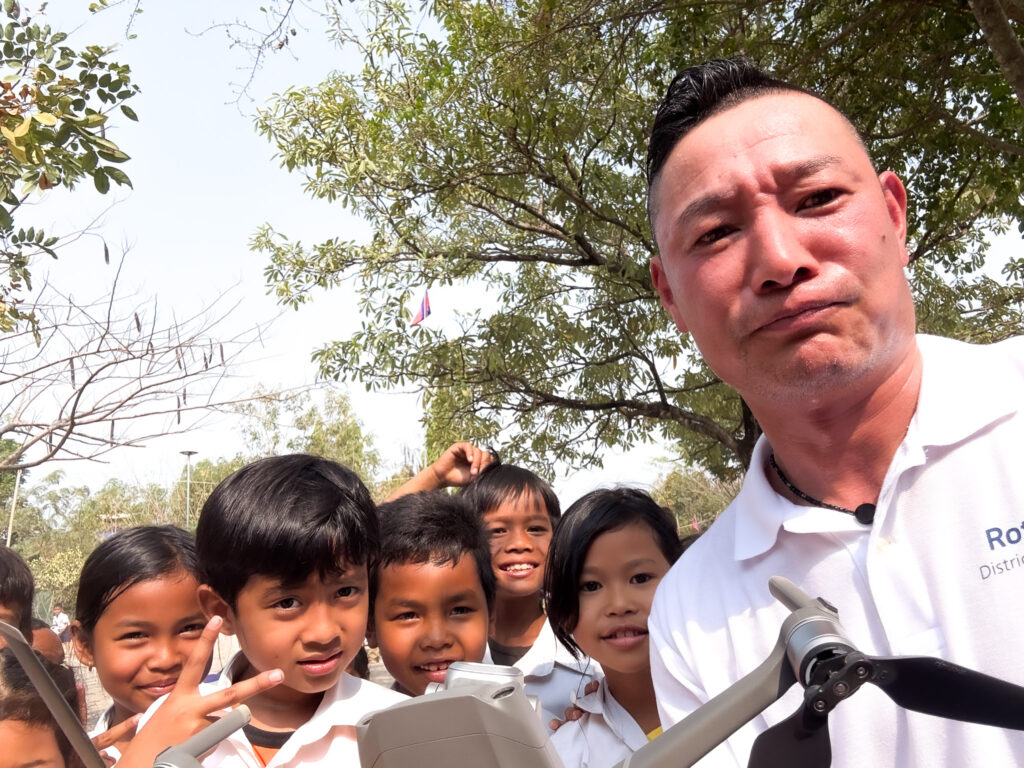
[18,0,669,500]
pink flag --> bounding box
[691,514,700,532]
[411,290,431,325]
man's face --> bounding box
[649,92,916,403]
[369,556,490,696]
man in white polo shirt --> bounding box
[645,57,1024,766]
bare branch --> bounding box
[0,256,270,474]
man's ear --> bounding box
[878,170,909,265]
[197,584,236,635]
[650,257,689,333]
[70,621,93,668]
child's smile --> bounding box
[370,556,489,696]
[572,522,671,675]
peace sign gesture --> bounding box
[115,616,282,768]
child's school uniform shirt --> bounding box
[139,652,407,768]
[484,618,601,730]
[88,706,122,765]
[550,677,652,768]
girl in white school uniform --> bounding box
[72,526,207,765]
[544,489,684,768]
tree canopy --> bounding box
[255,0,1024,477]
[0,1,137,333]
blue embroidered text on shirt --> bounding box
[979,525,1024,582]
[985,524,1024,550]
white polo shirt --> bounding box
[649,335,1024,767]
[549,677,649,768]
[484,618,602,729]
[139,652,406,768]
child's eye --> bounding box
[528,525,549,534]
[631,573,653,585]
[579,581,601,593]
[450,605,476,616]
[116,631,147,642]
[336,585,360,599]
[393,611,417,621]
[274,597,300,610]
[179,623,205,636]
[487,528,506,537]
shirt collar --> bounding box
[213,652,382,752]
[572,678,648,750]
[514,618,596,677]
[733,335,1022,561]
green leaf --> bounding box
[93,169,109,194]
[97,148,130,163]
[120,104,138,121]
[104,166,132,188]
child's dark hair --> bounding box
[459,451,560,523]
[347,646,370,680]
[197,454,378,607]
[0,647,78,764]
[544,488,682,659]
[0,545,34,640]
[75,525,199,636]
[373,491,495,612]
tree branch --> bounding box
[971,0,1024,109]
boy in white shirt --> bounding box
[143,454,405,768]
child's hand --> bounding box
[548,680,600,731]
[91,713,141,766]
[115,616,283,768]
[430,442,493,488]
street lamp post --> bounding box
[180,450,197,529]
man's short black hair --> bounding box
[645,57,863,237]
[373,491,495,613]
[646,57,816,187]
[196,454,378,608]
[0,545,34,640]
[459,453,560,523]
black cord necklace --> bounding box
[769,452,876,525]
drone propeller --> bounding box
[748,652,1024,768]
[748,704,830,768]
[870,656,1024,729]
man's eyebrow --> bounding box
[677,155,844,227]
[779,154,843,181]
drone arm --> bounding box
[152,706,251,768]
[616,640,794,768]
[0,621,107,768]
[768,577,817,612]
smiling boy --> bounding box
[369,492,494,696]
[144,455,406,768]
